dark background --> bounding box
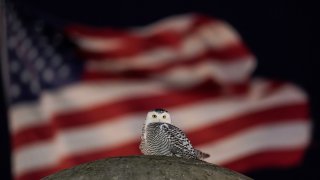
[1,0,319,179]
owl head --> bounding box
[145,108,172,125]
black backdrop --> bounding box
[1,0,319,179]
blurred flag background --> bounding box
[0,0,318,180]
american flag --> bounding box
[5,5,311,180]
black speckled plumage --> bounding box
[140,122,209,160]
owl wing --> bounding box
[159,123,197,159]
[139,123,147,154]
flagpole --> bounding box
[0,0,9,103]
[0,0,13,179]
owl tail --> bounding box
[195,149,210,159]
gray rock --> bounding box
[42,155,253,180]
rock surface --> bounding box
[43,155,253,180]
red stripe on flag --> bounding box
[224,148,307,173]
[74,31,182,57]
[64,142,141,164]
[65,14,214,38]
[80,43,251,60]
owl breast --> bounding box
[140,123,173,156]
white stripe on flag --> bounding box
[73,37,123,52]
[199,121,311,165]
[153,57,255,86]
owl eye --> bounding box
[152,114,157,118]
[163,115,166,119]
